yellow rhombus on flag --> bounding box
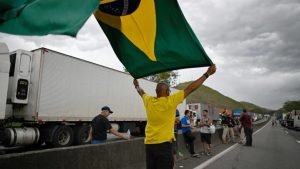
[94,0,212,78]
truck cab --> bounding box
[292,110,300,130]
[0,43,39,147]
[0,44,32,119]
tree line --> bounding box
[279,100,300,112]
[124,68,179,87]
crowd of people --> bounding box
[87,64,253,169]
[220,109,253,146]
[133,64,216,169]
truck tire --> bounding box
[73,125,91,145]
[51,125,74,147]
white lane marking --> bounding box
[285,131,289,134]
[253,121,270,135]
[194,121,270,169]
[193,143,239,169]
[297,141,300,144]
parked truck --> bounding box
[187,103,222,128]
[0,43,186,147]
[286,110,300,130]
[294,110,300,130]
[187,103,201,126]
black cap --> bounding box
[102,106,113,114]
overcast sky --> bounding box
[0,0,299,110]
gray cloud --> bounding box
[179,0,300,109]
[182,0,300,59]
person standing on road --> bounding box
[227,113,236,143]
[181,110,200,158]
[133,64,216,169]
[240,109,253,146]
[88,106,129,144]
[221,110,229,144]
[199,110,213,156]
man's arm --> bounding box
[207,117,213,125]
[200,117,213,126]
[180,118,192,127]
[181,123,193,127]
[199,120,205,127]
[184,64,216,98]
[239,115,244,121]
[109,128,129,140]
[250,116,254,128]
[133,79,146,97]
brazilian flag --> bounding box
[0,0,98,36]
[94,0,213,78]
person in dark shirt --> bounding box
[240,109,253,146]
[181,110,200,158]
[88,106,128,144]
[221,110,230,144]
[227,113,236,143]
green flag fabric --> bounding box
[94,0,212,78]
[0,0,98,36]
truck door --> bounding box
[10,50,32,104]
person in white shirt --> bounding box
[199,110,213,156]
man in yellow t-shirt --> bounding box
[133,64,216,169]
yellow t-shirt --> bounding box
[142,90,184,144]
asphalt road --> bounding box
[193,122,300,169]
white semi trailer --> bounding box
[0,43,186,147]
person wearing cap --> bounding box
[181,110,200,158]
[88,106,129,144]
[133,64,216,169]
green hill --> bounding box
[240,101,270,113]
[176,81,270,113]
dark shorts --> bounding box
[201,133,212,144]
[183,131,196,142]
[146,142,174,169]
[172,132,178,155]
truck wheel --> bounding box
[73,125,91,145]
[52,125,74,147]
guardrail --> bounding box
[0,118,270,169]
